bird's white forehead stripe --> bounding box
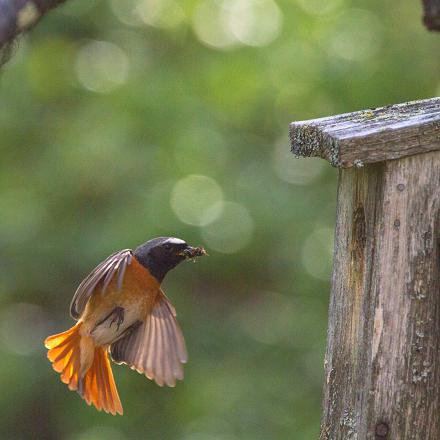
[165,237,186,245]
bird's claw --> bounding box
[108,307,124,331]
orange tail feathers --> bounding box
[44,325,123,415]
[79,346,123,415]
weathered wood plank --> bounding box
[320,150,440,439]
[289,97,440,168]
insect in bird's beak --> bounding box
[178,246,208,260]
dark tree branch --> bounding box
[423,0,440,31]
[0,0,67,51]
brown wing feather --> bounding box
[110,293,187,387]
[70,249,133,320]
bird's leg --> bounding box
[108,307,125,331]
[93,307,125,333]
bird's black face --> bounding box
[134,237,206,282]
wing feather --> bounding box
[160,305,177,386]
[153,312,164,386]
[143,315,154,379]
[163,309,182,380]
[109,293,187,387]
[117,255,131,290]
[70,249,133,320]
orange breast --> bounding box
[119,257,161,308]
[80,257,160,345]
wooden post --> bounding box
[290,97,440,439]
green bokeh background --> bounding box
[0,1,439,439]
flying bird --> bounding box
[44,237,206,415]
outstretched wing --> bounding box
[110,292,188,387]
[70,249,133,320]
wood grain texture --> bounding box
[320,150,440,439]
[289,97,440,168]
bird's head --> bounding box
[134,237,206,282]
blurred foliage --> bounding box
[0,0,439,439]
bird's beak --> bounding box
[179,246,208,259]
